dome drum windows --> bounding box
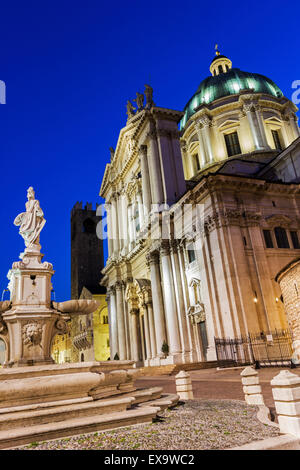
[271,129,283,151]
[262,227,300,250]
[224,131,242,157]
[193,153,201,172]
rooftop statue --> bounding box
[13,186,46,248]
[126,100,135,118]
[145,84,155,108]
[133,92,144,111]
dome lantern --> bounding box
[209,45,232,76]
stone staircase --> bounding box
[138,361,218,377]
[0,387,179,449]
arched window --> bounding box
[218,65,223,74]
[274,227,289,248]
[82,218,95,234]
[80,353,85,362]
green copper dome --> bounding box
[180,68,284,130]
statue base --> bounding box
[1,248,69,367]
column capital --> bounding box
[160,240,171,256]
[115,280,125,291]
[198,114,211,128]
[139,144,148,156]
[129,307,139,316]
[111,191,120,202]
[146,250,160,265]
[242,100,257,113]
[170,239,180,253]
[107,285,116,295]
[147,129,157,140]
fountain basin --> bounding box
[53,300,99,315]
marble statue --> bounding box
[145,84,155,108]
[126,100,135,118]
[133,92,144,110]
[14,187,46,248]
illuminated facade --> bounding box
[100,51,300,366]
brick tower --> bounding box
[71,202,104,299]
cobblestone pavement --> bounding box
[17,400,280,450]
[136,366,300,412]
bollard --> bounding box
[175,370,194,400]
[271,370,300,436]
[241,366,264,405]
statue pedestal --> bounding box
[2,247,69,367]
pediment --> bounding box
[265,214,293,227]
[218,118,240,131]
[265,116,282,125]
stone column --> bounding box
[147,130,164,206]
[171,242,190,356]
[139,145,152,217]
[120,194,129,251]
[147,251,167,357]
[108,286,118,359]
[246,223,274,331]
[194,122,206,168]
[244,102,264,150]
[111,194,120,254]
[146,301,157,359]
[254,105,269,149]
[136,191,144,228]
[130,309,140,362]
[199,115,213,164]
[105,202,113,257]
[142,305,152,361]
[128,204,134,246]
[122,282,130,360]
[178,244,196,359]
[117,195,124,251]
[115,281,126,360]
[160,242,182,357]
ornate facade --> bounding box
[100,51,300,366]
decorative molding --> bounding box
[265,214,293,228]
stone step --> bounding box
[0,396,135,431]
[140,393,180,411]
[0,406,161,450]
[138,365,177,376]
[118,387,163,404]
[0,396,94,415]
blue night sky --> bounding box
[0,0,299,301]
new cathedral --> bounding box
[100,50,300,366]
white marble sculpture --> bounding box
[13,186,46,248]
[0,187,100,367]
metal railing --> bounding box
[215,329,294,369]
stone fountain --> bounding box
[0,186,98,367]
[0,187,179,449]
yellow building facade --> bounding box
[51,289,110,363]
